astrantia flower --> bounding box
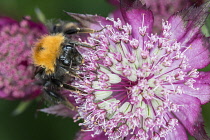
[67,1,210,139]
[0,17,46,100]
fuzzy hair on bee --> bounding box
[33,34,64,74]
[32,20,97,109]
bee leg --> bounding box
[63,83,87,94]
[44,86,76,110]
[64,27,103,35]
[43,81,64,101]
[32,66,45,79]
[68,41,95,49]
[59,66,83,80]
[76,27,105,33]
[43,88,64,101]
[68,71,83,80]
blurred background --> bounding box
[0,0,209,140]
[0,0,114,20]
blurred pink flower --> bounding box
[66,0,210,139]
[0,17,47,100]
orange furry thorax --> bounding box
[32,33,65,74]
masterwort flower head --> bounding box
[66,0,210,139]
[0,17,46,100]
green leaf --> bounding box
[202,25,210,37]
[12,101,32,116]
[35,8,46,24]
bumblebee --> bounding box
[32,21,96,108]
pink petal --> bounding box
[66,12,112,30]
[184,37,210,70]
[168,16,186,41]
[109,9,125,24]
[39,104,77,117]
[165,120,188,140]
[176,72,210,104]
[0,17,17,28]
[119,0,154,37]
[169,94,209,139]
[168,1,210,45]
[75,130,107,140]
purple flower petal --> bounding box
[165,120,188,140]
[0,17,17,28]
[177,72,210,104]
[169,94,209,139]
[168,1,210,45]
[75,130,107,140]
[184,37,210,70]
[109,8,124,23]
[39,104,77,118]
[119,0,154,36]
[66,12,112,30]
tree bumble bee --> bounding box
[32,21,96,109]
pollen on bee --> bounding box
[32,33,65,74]
[81,58,85,64]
